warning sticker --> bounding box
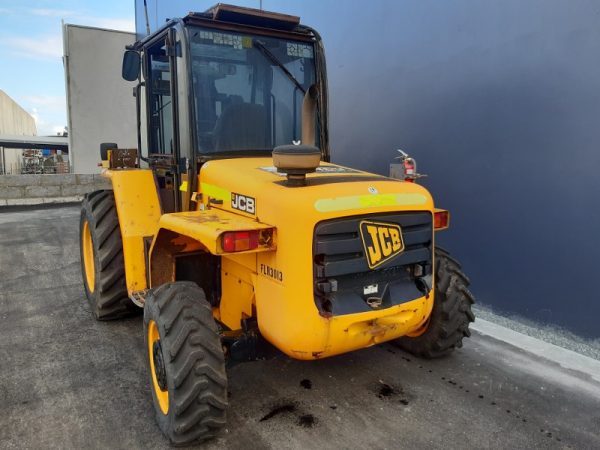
[199,30,244,50]
[286,43,314,59]
[258,166,361,176]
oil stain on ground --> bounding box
[300,379,312,389]
[298,414,316,428]
[378,383,395,399]
[375,382,411,405]
[259,403,297,422]
[259,401,319,429]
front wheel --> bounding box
[144,282,228,445]
[394,248,475,358]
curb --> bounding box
[0,196,83,207]
[471,318,600,384]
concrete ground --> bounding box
[1,204,599,449]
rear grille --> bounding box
[314,212,432,277]
[313,212,433,316]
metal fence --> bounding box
[0,149,70,175]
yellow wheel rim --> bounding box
[148,320,169,414]
[82,220,95,293]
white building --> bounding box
[0,90,37,174]
[63,24,137,174]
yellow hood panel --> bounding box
[199,157,434,223]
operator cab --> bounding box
[121,4,329,212]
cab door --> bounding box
[145,29,182,213]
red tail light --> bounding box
[222,230,260,252]
[434,210,450,230]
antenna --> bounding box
[143,0,151,35]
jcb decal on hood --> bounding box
[231,192,255,214]
[359,220,404,269]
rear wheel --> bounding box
[394,248,475,358]
[144,282,228,445]
[79,190,136,320]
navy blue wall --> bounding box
[137,0,600,338]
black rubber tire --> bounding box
[80,190,137,320]
[144,282,228,446]
[394,247,476,358]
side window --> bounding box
[147,39,173,154]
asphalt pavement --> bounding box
[1,204,599,449]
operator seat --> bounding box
[213,102,268,151]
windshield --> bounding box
[188,26,317,154]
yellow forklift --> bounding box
[80,4,475,445]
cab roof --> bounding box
[197,3,300,31]
[133,3,312,49]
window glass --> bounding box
[189,27,316,154]
[147,40,173,154]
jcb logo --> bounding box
[359,220,404,269]
[231,193,255,215]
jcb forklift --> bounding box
[80,4,475,445]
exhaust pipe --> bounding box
[301,85,318,147]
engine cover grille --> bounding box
[313,212,433,315]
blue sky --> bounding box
[0,1,135,135]
[0,0,270,136]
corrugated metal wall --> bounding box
[134,0,600,338]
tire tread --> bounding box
[144,282,227,445]
[80,190,135,320]
[394,248,475,358]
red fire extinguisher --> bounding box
[395,149,426,183]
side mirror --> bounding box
[122,50,140,81]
